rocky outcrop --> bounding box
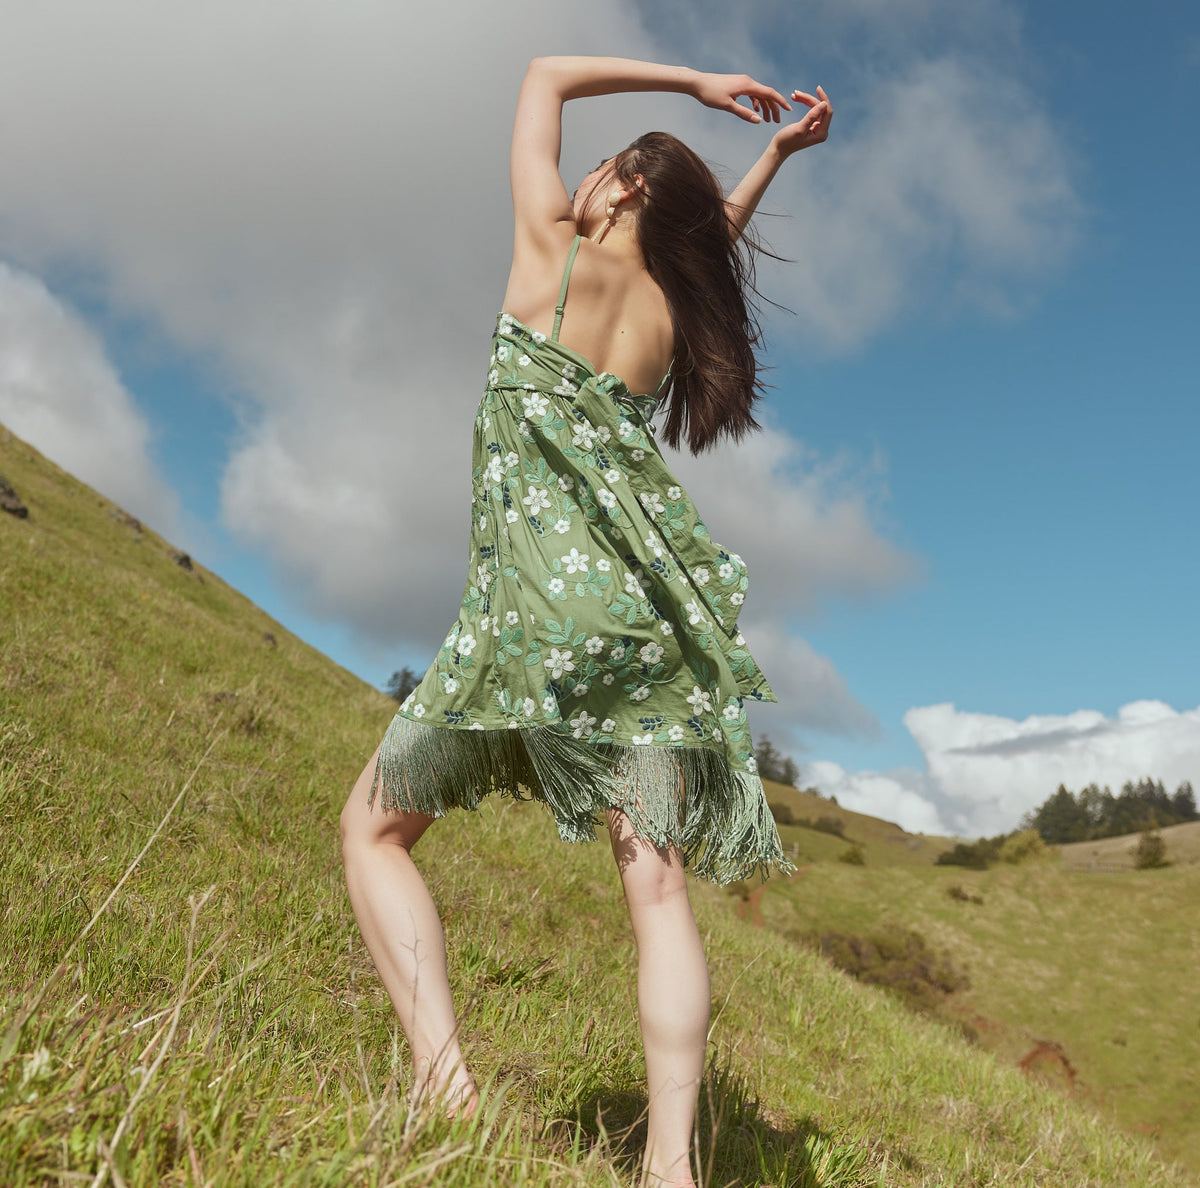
[0,474,28,518]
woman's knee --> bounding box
[606,809,688,907]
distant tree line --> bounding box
[1017,778,1196,844]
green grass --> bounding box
[0,422,1192,1186]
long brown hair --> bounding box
[582,131,778,456]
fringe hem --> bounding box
[369,711,795,887]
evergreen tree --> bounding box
[1171,780,1197,820]
[384,666,420,703]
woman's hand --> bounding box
[770,86,833,155]
[691,71,792,124]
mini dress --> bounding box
[370,233,793,885]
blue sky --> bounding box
[1,0,1196,836]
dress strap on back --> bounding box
[551,234,582,342]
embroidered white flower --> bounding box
[485,456,505,484]
[667,485,682,500]
[585,635,604,654]
[443,630,458,649]
[548,577,565,594]
[719,562,734,580]
[659,621,674,636]
[523,697,537,717]
[610,643,627,662]
[713,726,723,741]
[745,755,758,772]
[506,508,519,523]
[686,684,713,715]
[597,487,617,509]
[643,532,664,558]
[412,703,426,717]
[618,421,636,439]
[691,567,710,586]
[668,724,685,741]
[632,732,654,745]
[543,694,557,714]
[518,419,531,436]
[572,682,589,697]
[684,599,706,626]
[561,547,589,574]
[521,392,549,418]
[604,467,621,485]
[553,517,571,534]
[456,633,477,656]
[570,710,596,738]
[498,313,515,334]
[496,342,511,362]
[595,558,611,571]
[523,485,551,512]
[735,632,745,645]
[531,329,546,345]
[469,722,486,730]
[508,720,520,728]
[723,704,742,721]
[445,678,459,694]
[558,474,574,491]
[506,610,521,626]
[488,368,500,387]
[573,423,599,450]
[639,641,664,664]
[518,353,532,367]
[624,570,645,595]
[476,564,491,590]
[601,718,616,733]
[631,448,645,461]
[479,615,490,632]
[544,648,575,678]
[639,492,665,519]
[730,591,745,605]
[631,685,650,702]
[504,451,519,469]
[596,425,611,442]
[602,673,615,685]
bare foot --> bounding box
[408,1073,479,1121]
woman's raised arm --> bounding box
[510,56,792,249]
[725,86,833,242]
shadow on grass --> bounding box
[538,1046,922,1187]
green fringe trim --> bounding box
[369,711,796,886]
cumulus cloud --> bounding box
[0,262,178,528]
[798,700,1200,838]
[0,0,1076,739]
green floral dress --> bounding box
[371,234,792,884]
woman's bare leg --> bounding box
[339,742,477,1114]
[606,808,708,1188]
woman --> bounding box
[341,55,832,1187]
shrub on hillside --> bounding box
[837,842,866,865]
[998,828,1048,864]
[935,834,1008,869]
[795,926,970,1014]
[1133,828,1170,869]
[768,802,794,826]
[947,883,984,905]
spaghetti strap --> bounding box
[551,234,582,343]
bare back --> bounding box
[500,231,674,399]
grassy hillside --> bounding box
[0,422,1191,1187]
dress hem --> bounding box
[370,710,795,886]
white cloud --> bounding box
[0,262,178,529]
[799,700,1200,839]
